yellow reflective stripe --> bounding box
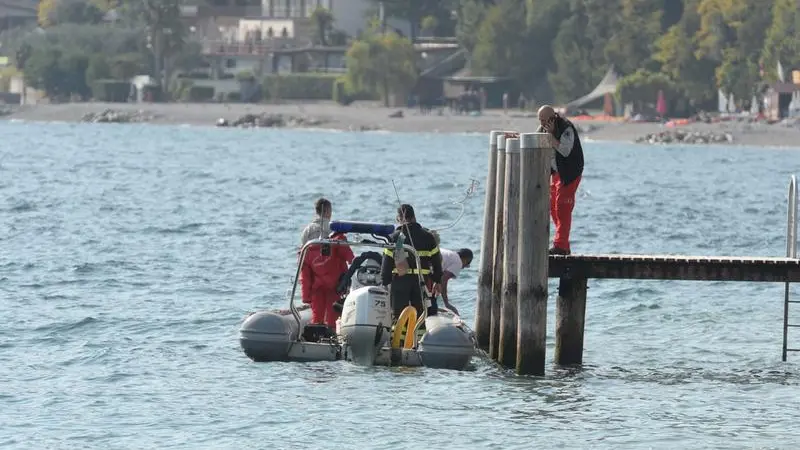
[415,247,440,257]
[392,268,431,275]
[384,247,439,258]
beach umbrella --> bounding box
[656,89,667,117]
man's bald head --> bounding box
[538,104,557,128]
[538,105,555,121]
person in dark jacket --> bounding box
[537,105,585,255]
[381,204,443,319]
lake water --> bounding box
[2,120,800,449]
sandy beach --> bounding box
[4,101,800,148]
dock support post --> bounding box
[516,132,550,376]
[475,130,502,352]
[555,276,587,366]
[489,133,508,361]
[499,137,520,368]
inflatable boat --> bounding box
[239,220,477,370]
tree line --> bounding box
[378,0,798,114]
[7,0,798,113]
[7,0,201,101]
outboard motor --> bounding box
[338,285,391,366]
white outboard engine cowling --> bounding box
[338,285,391,366]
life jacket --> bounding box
[551,116,585,186]
[381,222,443,285]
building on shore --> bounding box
[174,1,470,102]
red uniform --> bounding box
[301,232,354,327]
[550,172,581,252]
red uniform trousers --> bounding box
[550,172,581,252]
[309,290,340,328]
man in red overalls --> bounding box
[301,229,354,328]
[537,105,585,255]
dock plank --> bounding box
[547,254,800,282]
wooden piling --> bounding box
[516,132,551,376]
[489,133,508,360]
[555,276,588,366]
[475,130,502,352]
[498,137,521,368]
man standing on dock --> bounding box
[537,105,584,255]
[381,204,443,319]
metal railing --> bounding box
[290,238,431,344]
[782,175,798,361]
[788,175,798,259]
[200,40,294,56]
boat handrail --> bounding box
[289,237,430,341]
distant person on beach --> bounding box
[299,197,354,328]
[537,105,585,255]
[381,204,443,319]
[437,248,473,316]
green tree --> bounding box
[109,53,147,79]
[604,0,663,75]
[695,0,732,63]
[760,0,800,82]
[85,53,111,87]
[695,0,772,99]
[39,0,105,28]
[421,15,438,36]
[310,6,334,46]
[524,0,571,100]
[369,0,457,41]
[583,0,621,72]
[38,0,58,27]
[136,0,185,89]
[22,44,92,99]
[660,0,684,29]
[90,0,123,11]
[58,51,92,98]
[23,46,64,97]
[21,23,144,57]
[345,29,417,107]
[616,68,678,112]
[548,2,596,103]
[471,1,530,82]
[652,0,717,107]
[170,41,205,74]
[455,0,489,52]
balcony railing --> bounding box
[201,40,295,56]
[182,5,265,18]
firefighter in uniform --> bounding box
[380,204,443,320]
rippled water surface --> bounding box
[2,121,800,449]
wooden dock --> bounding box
[548,254,800,282]
[473,130,800,376]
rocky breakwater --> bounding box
[81,109,157,124]
[635,129,734,145]
[218,113,325,128]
